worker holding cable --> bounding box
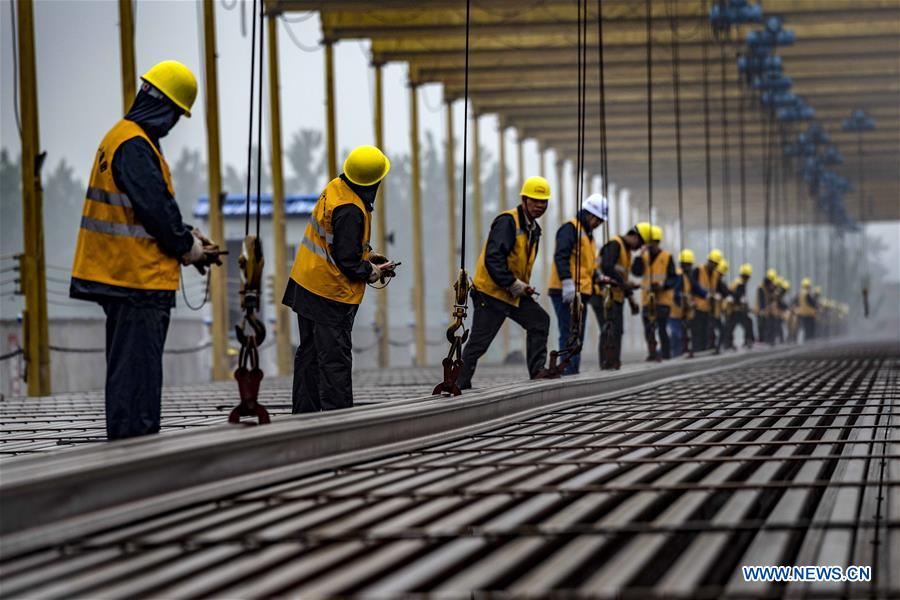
[596,223,646,369]
[70,61,222,441]
[631,225,676,361]
[690,249,730,352]
[457,176,552,389]
[547,193,607,375]
[284,145,395,413]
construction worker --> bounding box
[691,249,730,352]
[756,269,778,344]
[631,225,676,360]
[548,194,607,374]
[724,263,754,349]
[669,249,706,358]
[711,259,730,352]
[70,61,220,440]
[596,223,646,369]
[458,176,551,388]
[773,278,789,343]
[794,277,817,342]
[284,145,395,413]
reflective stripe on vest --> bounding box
[640,249,674,307]
[71,119,180,291]
[473,208,538,307]
[290,177,371,305]
[548,218,597,295]
[694,265,719,312]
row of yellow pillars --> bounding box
[14,0,602,394]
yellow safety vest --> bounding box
[548,217,597,296]
[756,284,775,317]
[640,249,674,307]
[71,119,180,290]
[608,235,633,303]
[473,208,538,307]
[290,177,371,305]
[796,290,816,317]
[694,265,720,313]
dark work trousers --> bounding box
[598,300,625,368]
[800,316,815,342]
[293,315,353,413]
[691,310,710,353]
[101,301,171,440]
[642,305,671,359]
[550,293,589,375]
[458,292,549,389]
[711,314,724,352]
[725,311,755,347]
[668,318,684,357]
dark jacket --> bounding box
[692,265,732,299]
[70,89,193,308]
[673,270,707,306]
[283,175,379,329]
[598,237,631,296]
[484,205,541,289]
[551,209,593,290]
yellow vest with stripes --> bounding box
[695,265,720,313]
[670,269,692,319]
[71,119,179,290]
[548,218,597,296]
[290,178,371,305]
[796,290,816,317]
[473,208,537,307]
[609,235,632,303]
[640,249,674,307]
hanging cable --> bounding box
[701,0,713,253]
[255,0,264,238]
[668,0,685,251]
[645,0,653,229]
[738,58,748,264]
[719,43,732,263]
[243,0,258,236]
[597,0,609,245]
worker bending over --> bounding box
[71,61,220,440]
[547,194,607,374]
[669,249,706,358]
[596,224,645,369]
[691,249,730,352]
[285,146,395,413]
[794,278,817,341]
[458,177,551,388]
[723,263,754,349]
[631,225,676,361]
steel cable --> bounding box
[668,0,685,250]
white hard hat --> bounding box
[583,193,609,221]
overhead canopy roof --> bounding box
[270,0,900,228]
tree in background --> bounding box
[285,129,325,195]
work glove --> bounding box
[561,278,576,304]
[181,236,205,266]
[507,279,530,298]
[368,261,396,283]
[369,252,388,265]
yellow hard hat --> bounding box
[708,248,723,263]
[782,279,791,290]
[650,225,663,242]
[343,145,391,186]
[766,268,777,282]
[141,60,198,117]
[814,286,822,295]
[801,277,811,287]
[679,249,695,264]
[635,222,652,244]
[716,259,729,275]
[739,263,753,277]
[520,176,551,200]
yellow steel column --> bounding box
[17,0,50,395]
[267,14,291,376]
[118,0,136,115]
[202,0,229,381]
[471,112,483,254]
[323,39,337,178]
[409,83,426,365]
[444,97,457,287]
[497,118,509,359]
[373,62,389,368]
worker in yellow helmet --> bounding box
[70,60,221,441]
[458,176,551,388]
[756,269,779,344]
[774,278,789,344]
[631,225,676,360]
[548,194,607,374]
[285,145,395,412]
[793,277,818,342]
[710,259,730,352]
[691,248,731,352]
[669,248,707,358]
[723,263,754,350]
[595,222,646,369]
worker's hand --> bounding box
[368,261,395,283]
[507,279,530,298]
[561,279,576,304]
[181,236,205,266]
[627,298,640,315]
[192,228,213,246]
